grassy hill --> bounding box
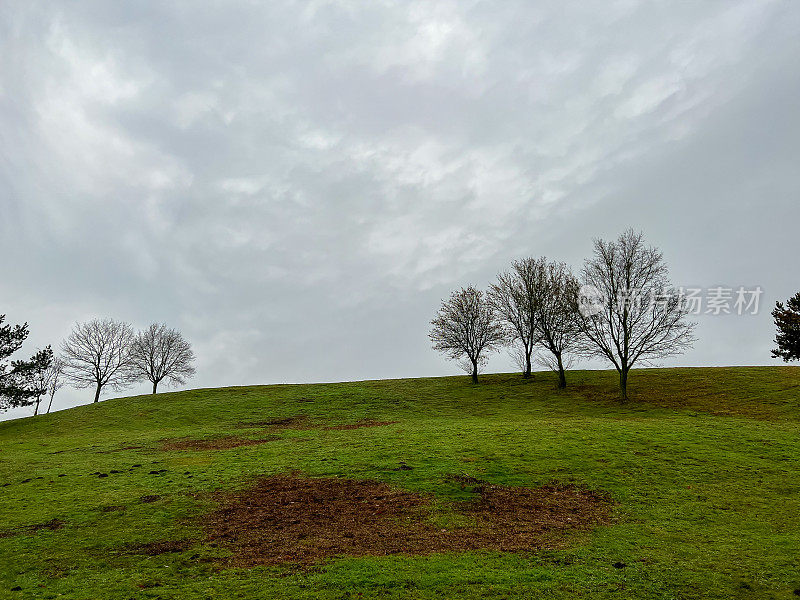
[1,367,799,599]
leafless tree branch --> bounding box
[575,229,695,401]
[129,323,196,394]
[430,286,505,383]
[61,318,137,403]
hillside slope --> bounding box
[1,367,799,599]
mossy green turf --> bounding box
[1,366,799,599]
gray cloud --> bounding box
[2,0,799,419]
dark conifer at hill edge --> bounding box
[772,292,800,362]
[0,314,52,411]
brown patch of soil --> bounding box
[161,435,279,451]
[0,518,64,539]
[205,475,611,566]
[238,415,312,430]
[126,539,193,555]
[238,415,397,432]
[445,473,486,487]
[30,518,65,532]
[323,419,398,430]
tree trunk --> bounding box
[94,383,102,403]
[152,380,158,394]
[471,359,478,384]
[619,368,629,403]
[523,351,532,378]
[556,353,566,389]
[34,396,40,416]
[46,394,54,414]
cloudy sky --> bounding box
[2,0,799,419]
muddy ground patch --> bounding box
[237,415,398,432]
[125,539,193,555]
[161,435,280,451]
[204,475,611,566]
[0,518,64,539]
[162,416,396,451]
[322,419,398,430]
[237,415,313,430]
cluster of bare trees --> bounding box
[1,317,196,416]
[430,230,695,401]
[60,320,196,404]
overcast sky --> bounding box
[2,1,799,420]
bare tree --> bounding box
[536,351,576,375]
[488,260,540,378]
[45,358,65,414]
[430,286,505,383]
[507,341,533,376]
[530,259,583,389]
[491,258,583,387]
[130,323,196,394]
[576,229,695,402]
[61,319,137,403]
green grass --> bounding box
[1,366,799,599]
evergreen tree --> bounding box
[0,314,51,411]
[771,292,800,362]
[12,347,54,415]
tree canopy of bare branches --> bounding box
[44,357,65,414]
[576,229,695,401]
[490,257,584,386]
[529,259,583,388]
[430,286,505,383]
[488,260,540,378]
[130,323,196,394]
[61,318,137,403]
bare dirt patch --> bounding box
[161,435,279,451]
[204,475,611,566]
[0,518,64,539]
[323,419,398,430]
[238,415,397,432]
[237,415,312,430]
[126,539,193,555]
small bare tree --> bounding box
[488,260,540,378]
[45,357,64,414]
[491,258,583,387]
[576,229,695,402]
[536,351,576,374]
[130,323,196,394]
[530,259,583,389]
[507,342,533,376]
[61,318,137,403]
[430,286,505,383]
